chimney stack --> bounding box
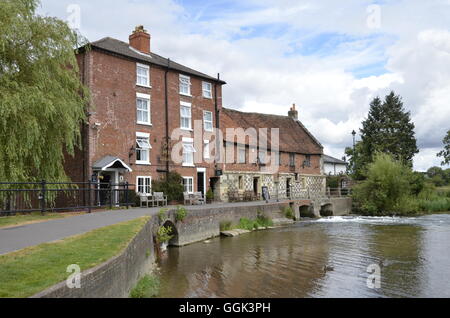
[129,25,151,54]
[288,103,298,120]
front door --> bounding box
[197,172,205,195]
[253,177,259,195]
[99,173,112,206]
[286,178,292,199]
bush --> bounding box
[206,189,214,202]
[352,153,417,216]
[175,206,187,222]
[283,206,294,219]
[417,198,450,212]
[129,274,160,298]
[157,208,167,222]
[220,220,233,231]
[239,218,256,231]
[256,212,273,228]
[152,172,184,202]
[156,225,174,243]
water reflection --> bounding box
[157,214,450,298]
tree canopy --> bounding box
[0,0,89,183]
[347,91,418,179]
[437,130,450,166]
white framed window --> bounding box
[180,101,192,130]
[202,81,212,98]
[136,132,152,165]
[204,140,210,159]
[182,177,194,194]
[203,111,213,132]
[182,141,196,166]
[238,147,246,164]
[179,74,191,96]
[136,63,150,87]
[136,93,151,125]
[136,176,152,194]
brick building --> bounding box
[67,26,325,203]
[215,105,325,201]
[67,26,225,201]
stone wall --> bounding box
[329,197,352,216]
[218,171,326,202]
[31,218,157,298]
[161,202,289,246]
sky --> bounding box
[38,0,450,171]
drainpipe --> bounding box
[214,73,220,166]
[164,59,171,181]
[82,50,90,184]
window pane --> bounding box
[137,98,150,123]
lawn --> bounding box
[0,212,82,229]
[0,216,150,298]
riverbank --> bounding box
[0,216,150,298]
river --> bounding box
[157,214,450,298]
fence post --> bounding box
[40,180,46,215]
[87,180,92,213]
[125,182,129,209]
[109,181,113,210]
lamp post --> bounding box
[351,130,356,173]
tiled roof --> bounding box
[220,107,323,155]
[323,154,347,165]
[84,37,226,84]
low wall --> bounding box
[329,197,352,216]
[161,202,289,246]
[31,201,294,298]
[32,218,157,298]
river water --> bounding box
[157,214,450,298]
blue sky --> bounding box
[39,0,450,171]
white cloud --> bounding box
[39,0,450,171]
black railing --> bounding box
[0,181,135,216]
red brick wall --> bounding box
[69,49,222,193]
[223,144,322,175]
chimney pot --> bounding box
[288,103,299,120]
[129,25,151,54]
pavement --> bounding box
[0,200,282,255]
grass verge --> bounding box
[0,216,150,298]
[129,274,160,298]
[0,212,83,229]
[221,215,274,232]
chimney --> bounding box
[129,25,151,54]
[288,103,298,120]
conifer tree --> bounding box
[359,91,418,168]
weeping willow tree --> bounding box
[0,0,89,185]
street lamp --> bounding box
[351,130,356,172]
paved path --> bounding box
[0,200,282,255]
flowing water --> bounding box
[157,214,450,298]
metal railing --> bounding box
[325,187,352,198]
[0,181,135,215]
